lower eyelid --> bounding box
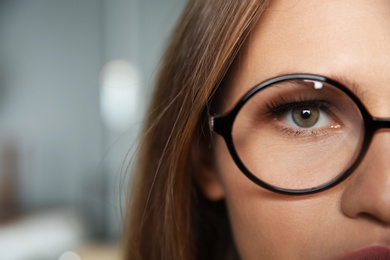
[277,125,332,138]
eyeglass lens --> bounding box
[231,79,365,190]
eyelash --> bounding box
[265,94,329,113]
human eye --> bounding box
[267,99,341,136]
[232,79,359,140]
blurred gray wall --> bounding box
[0,0,186,239]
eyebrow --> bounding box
[327,73,368,102]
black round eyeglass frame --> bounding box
[209,74,390,195]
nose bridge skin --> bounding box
[341,129,390,224]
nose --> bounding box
[341,131,390,224]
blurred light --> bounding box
[0,209,85,260]
[100,60,140,132]
[58,251,82,260]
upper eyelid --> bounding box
[263,73,367,106]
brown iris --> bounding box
[292,106,320,128]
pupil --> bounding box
[301,109,311,119]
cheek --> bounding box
[214,139,342,259]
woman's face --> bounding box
[211,0,390,259]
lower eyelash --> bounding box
[278,126,330,137]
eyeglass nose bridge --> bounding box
[370,117,390,132]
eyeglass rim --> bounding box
[209,73,383,195]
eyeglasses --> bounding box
[209,74,390,195]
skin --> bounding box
[201,0,390,259]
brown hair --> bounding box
[125,1,269,259]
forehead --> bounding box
[223,0,390,114]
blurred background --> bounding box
[0,0,187,259]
